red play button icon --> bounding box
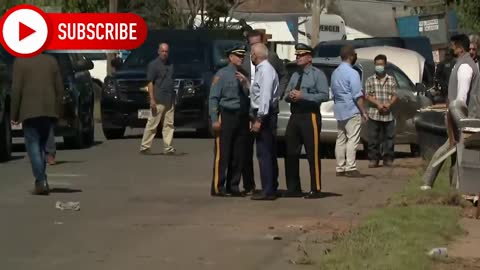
[19,22,36,41]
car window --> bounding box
[390,66,414,90]
[84,52,107,61]
[123,41,207,68]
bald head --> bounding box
[158,43,169,62]
[251,43,269,65]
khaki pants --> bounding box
[335,114,361,172]
[140,103,174,151]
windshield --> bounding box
[314,44,344,58]
[84,52,107,61]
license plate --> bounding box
[11,123,22,130]
[138,109,151,119]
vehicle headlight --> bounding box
[184,79,204,95]
[103,77,117,98]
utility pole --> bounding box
[310,0,322,47]
[107,0,118,76]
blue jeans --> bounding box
[45,121,56,155]
[23,117,55,183]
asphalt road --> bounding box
[0,125,420,270]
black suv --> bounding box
[101,29,245,139]
[0,48,96,161]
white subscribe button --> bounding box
[57,23,138,41]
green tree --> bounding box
[455,0,480,33]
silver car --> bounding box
[276,57,432,156]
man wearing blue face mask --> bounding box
[365,54,398,168]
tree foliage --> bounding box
[455,0,480,33]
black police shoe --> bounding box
[304,191,324,199]
[282,190,304,198]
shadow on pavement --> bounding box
[51,160,86,165]
[49,188,82,193]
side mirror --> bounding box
[111,57,124,69]
[74,58,94,71]
[415,83,426,94]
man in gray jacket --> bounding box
[11,53,64,195]
[241,30,288,195]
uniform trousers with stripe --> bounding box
[285,112,322,193]
[211,110,250,195]
[253,114,279,196]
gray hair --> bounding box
[251,43,269,59]
[469,34,480,47]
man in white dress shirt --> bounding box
[421,34,480,190]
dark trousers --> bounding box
[242,117,279,192]
[254,114,278,196]
[367,119,395,162]
[285,112,322,193]
[23,117,55,183]
[242,135,255,191]
[211,111,249,194]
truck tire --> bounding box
[0,111,12,162]
[102,127,125,140]
[82,100,95,145]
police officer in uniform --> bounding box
[283,44,329,199]
[209,45,250,197]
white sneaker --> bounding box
[420,185,432,191]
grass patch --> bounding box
[318,161,465,270]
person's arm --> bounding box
[269,52,288,98]
[10,59,22,123]
[302,70,329,104]
[208,73,223,123]
[146,62,157,105]
[456,64,473,102]
[351,71,368,118]
[284,73,296,103]
[257,66,274,119]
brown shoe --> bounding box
[47,154,56,165]
[336,171,345,177]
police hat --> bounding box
[226,44,247,56]
[294,43,313,55]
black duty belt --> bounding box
[290,103,320,114]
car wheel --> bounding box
[410,144,420,157]
[82,100,95,145]
[102,127,125,140]
[196,125,213,138]
[63,107,86,149]
[0,111,12,162]
[276,140,286,158]
[320,144,335,159]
